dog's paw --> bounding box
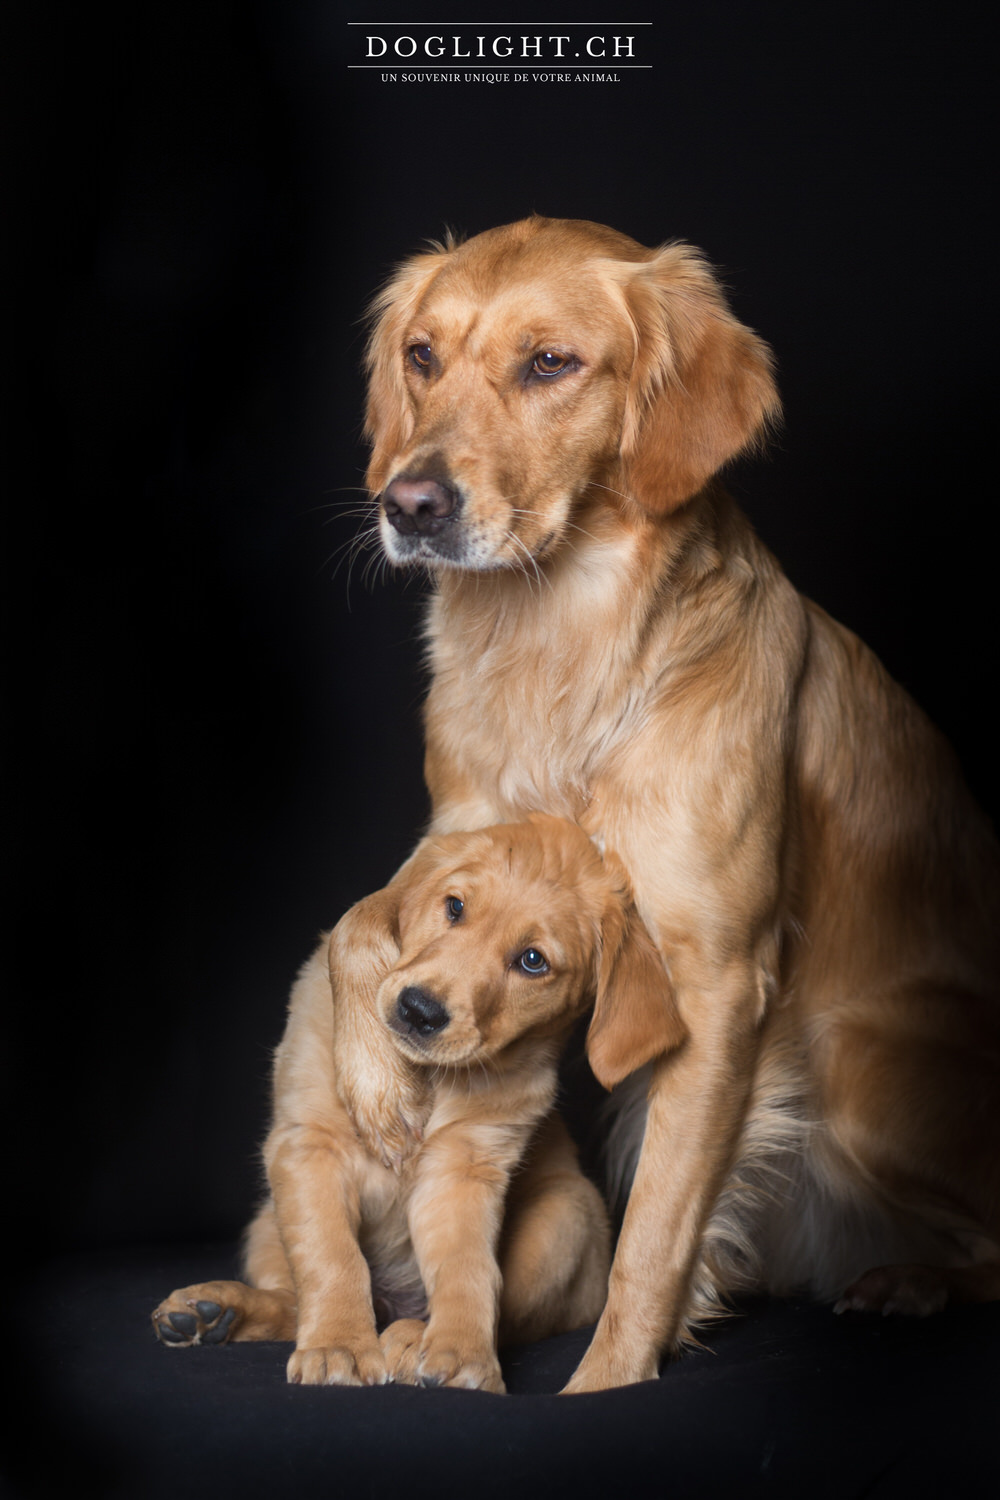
[379,1317,427,1382]
[152,1282,242,1347]
[422,1345,505,1394]
[834,1263,949,1317]
[419,1340,505,1394]
[286,1338,387,1387]
[560,1341,660,1393]
[382,1319,504,1393]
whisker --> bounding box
[508,504,600,547]
[308,486,377,505]
[301,492,379,522]
[503,531,551,594]
[506,530,552,594]
[586,480,636,507]
[361,543,392,593]
[320,507,381,530]
[320,522,383,599]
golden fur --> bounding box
[152,816,657,1389]
[355,215,1000,1392]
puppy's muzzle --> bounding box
[382,476,460,538]
[392,985,450,1040]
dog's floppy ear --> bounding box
[329,833,449,1005]
[586,876,687,1090]
[329,851,441,1172]
[364,241,454,494]
[605,245,780,514]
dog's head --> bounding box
[377,814,684,1082]
[365,216,779,573]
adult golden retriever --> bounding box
[153,816,643,1390]
[356,215,1000,1393]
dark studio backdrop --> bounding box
[9,2,996,1270]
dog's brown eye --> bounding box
[410,344,432,371]
[446,896,464,922]
[517,948,549,975]
[532,351,569,377]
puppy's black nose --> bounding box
[382,477,459,537]
[395,986,450,1036]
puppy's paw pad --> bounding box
[152,1286,240,1347]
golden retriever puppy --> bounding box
[152,815,666,1391]
[357,215,1000,1392]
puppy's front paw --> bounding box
[152,1282,242,1347]
[383,1320,504,1393]
[420,1339,505,1394]
[379,1317,426,1382]
[286,1338,387,1387]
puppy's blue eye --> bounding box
[518,948,549,975]
[446,896,464,922]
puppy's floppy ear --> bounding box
[329,833,447,1001]
[586,877,687,1090]
[364,240,455,494]
[603,244,781,514]
[329,884,402,999]
[328,853,439,1172]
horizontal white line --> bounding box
[347,22,653,26]
[349,64,652,68]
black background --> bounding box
[9,1,996,1266]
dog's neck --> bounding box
[431,482,742,642]
[419,484,784,831]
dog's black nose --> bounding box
[382,477,459,537]
[395,986,450,1036]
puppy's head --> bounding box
[365,216,779,573]
[379,815,685,1081]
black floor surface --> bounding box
[6,1243,998,1499]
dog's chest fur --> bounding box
[423,542,665,826]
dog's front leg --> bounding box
[564,958,768,1392]
[383,1124,529,1393]
[267,1124,386,1386]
